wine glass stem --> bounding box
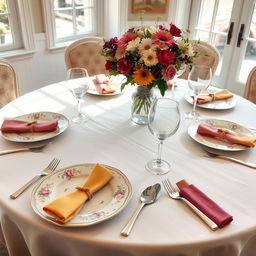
[192,94,198,115]
[77,98,82,117]
[156,139,163,165]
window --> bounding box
[0,0,35,56]
[42,0,103,49]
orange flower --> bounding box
[133,68,154,86]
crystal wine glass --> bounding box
[184,65,212,120]
[66,68,90,124]
[146,98,180,175]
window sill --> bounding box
[0,48,37,60]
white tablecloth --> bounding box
[0,79,256,256]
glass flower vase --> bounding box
[131,86,156,125]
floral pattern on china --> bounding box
[101,23,199,123]
[31,164,132,227]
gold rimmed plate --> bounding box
[188,119,254,151]
[1,112,69,142]
[30,163,132,227]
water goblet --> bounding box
[146,98,180,175]
[66,68,90,124]
[184,65,212,120]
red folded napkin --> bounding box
[93,74,116,94]
[197,123,256,147]
[176,180,233,228]
[1,120,58,133]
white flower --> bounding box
[146,26,159,34]
[139,38,157,52]
[187,44,195,56]
[126,37,141,51]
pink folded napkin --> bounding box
[176,180,233,228]
[192,90,234,105]
[93,74,116,94]
[197,123,256,147]
[1,120,58,133]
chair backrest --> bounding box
[179,41,220,79]
[64,37,107,76]
[0,59,20,108]
[244,66,256,103]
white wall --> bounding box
[8,34,67,95]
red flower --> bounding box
[170,24,182,37]
[117,59,133,74]
[157,50,175,66]
[118,32,136,48]
[105,60,112,71]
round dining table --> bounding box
[0,79,256,256]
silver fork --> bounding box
[0,143,49,156]
[162,179,218,230]
[10,158,60,199]
[203,147,256,169]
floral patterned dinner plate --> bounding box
[30,163,132,227]
[1,112,69,142]
[188,119,254,151]
[184,88,237,110]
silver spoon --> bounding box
[121,183,161,237]
[0,143,49,156]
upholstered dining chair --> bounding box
[179,41,220,79]
[0,59,20,108]
[64,36,107,76]
[244,66,256,103]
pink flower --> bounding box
[114,191,125,200]
[117,59,133,74]
[66,171,74,178]
[39,189,51,196]
[152,31,174,47]
[115,47,127,60]
[118,32,136,48]
[162,65,177,81]
[170,24,182,37]
[157,50,175,66]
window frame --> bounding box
[0,0,36,58]
[42,0,104,50]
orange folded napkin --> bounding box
[1,120,58,133]
[193,89,234,105]
[176,179,233,228]
[197,124,256,147]
[43,163,114,223]
[93,74,116,94]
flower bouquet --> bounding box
[101,23,198,124]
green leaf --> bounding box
[121,75,133,91]
[156,79,168,96]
